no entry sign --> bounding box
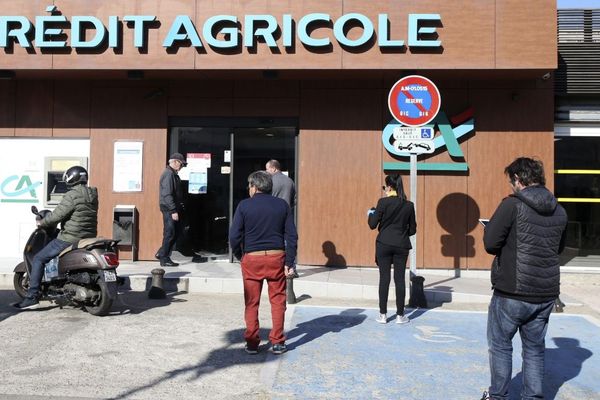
[388,75,441,127]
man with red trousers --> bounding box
[229,171,297,355]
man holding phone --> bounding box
[481,157,567,400]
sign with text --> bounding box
[388,75,441,127]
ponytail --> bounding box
[385,174,406,203]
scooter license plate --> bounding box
[103,270,117,282]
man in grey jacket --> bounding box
[266,159,295,208]
[14,166,98,310]
[481,157,567,400]
[156,153,186,267]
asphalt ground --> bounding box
[1,289,599,399]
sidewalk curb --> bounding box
[0,272,494,304]
[0,272,584,307]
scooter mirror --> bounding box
[31,205,38,214]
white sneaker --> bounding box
[376,313,387,324]
[396,314,410,324]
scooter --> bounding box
[13,206,120,316]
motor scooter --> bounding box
[13,206,120,316]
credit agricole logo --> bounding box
[0,174,41,203]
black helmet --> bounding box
[63,166,88,187]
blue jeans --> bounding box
[487,294,554,400]
[27,238,71,299]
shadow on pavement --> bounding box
[286,308,367,351]
[109,310,373,399]
[110,290,188,315]
[108,327,274,400]
[0,289,23,323]
[509,337,593,399]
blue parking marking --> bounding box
[270,307,600,399]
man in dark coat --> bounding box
[481,157,567,400]
[156,153,186,267]
[14,166,98,310]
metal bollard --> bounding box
[148,268,166,299]
[286,276,297,304]
[554,296,565,313]
[408,275,427,308]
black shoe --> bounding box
[160,259,179,267]
[13,297,39,310]
[271,343,287,355]
[244,344,259,355]
[154,252,161,260]
[480,391,490,400]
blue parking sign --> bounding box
[420,127,433,139]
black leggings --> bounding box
[376,242,409,315]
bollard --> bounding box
[553,296,565,313]
[148,268,166,299]
[408,275,427,308]
[286,276,297,304]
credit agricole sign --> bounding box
[0,6,442,51]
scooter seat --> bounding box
[59,237,114,257]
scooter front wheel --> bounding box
[13,272,29,299]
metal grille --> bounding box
[557,9,600,94]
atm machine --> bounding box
[43,157,88,208]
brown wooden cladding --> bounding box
[0,76,554,269]
[1,0,556,70]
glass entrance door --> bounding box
[170,120,296,261]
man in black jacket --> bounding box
[481,157,567,400]
[156,153,186,267]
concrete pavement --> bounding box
[1,290,599,399]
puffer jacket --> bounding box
[483,185,567,303]
[40,184,98,243]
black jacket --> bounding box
[159,166,183,213]
[368,196,416,249]
[484,185,567,303]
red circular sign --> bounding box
[388,75,441,127]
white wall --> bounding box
[0,138,90,257]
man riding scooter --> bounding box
[13,166,98,310]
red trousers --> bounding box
[241,253,287,347]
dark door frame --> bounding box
[168,117,299,261]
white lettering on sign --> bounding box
[401,85,427,91]
[406,98,423,104]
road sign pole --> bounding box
[409,153,417,277]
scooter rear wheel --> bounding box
[85,283,113,316]
[13,272,29,299]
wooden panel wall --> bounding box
[298,83,384,267]
[0,81,16,136]
[90,85,168,261]
[1,76,554,269]
[298,78,554,269]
